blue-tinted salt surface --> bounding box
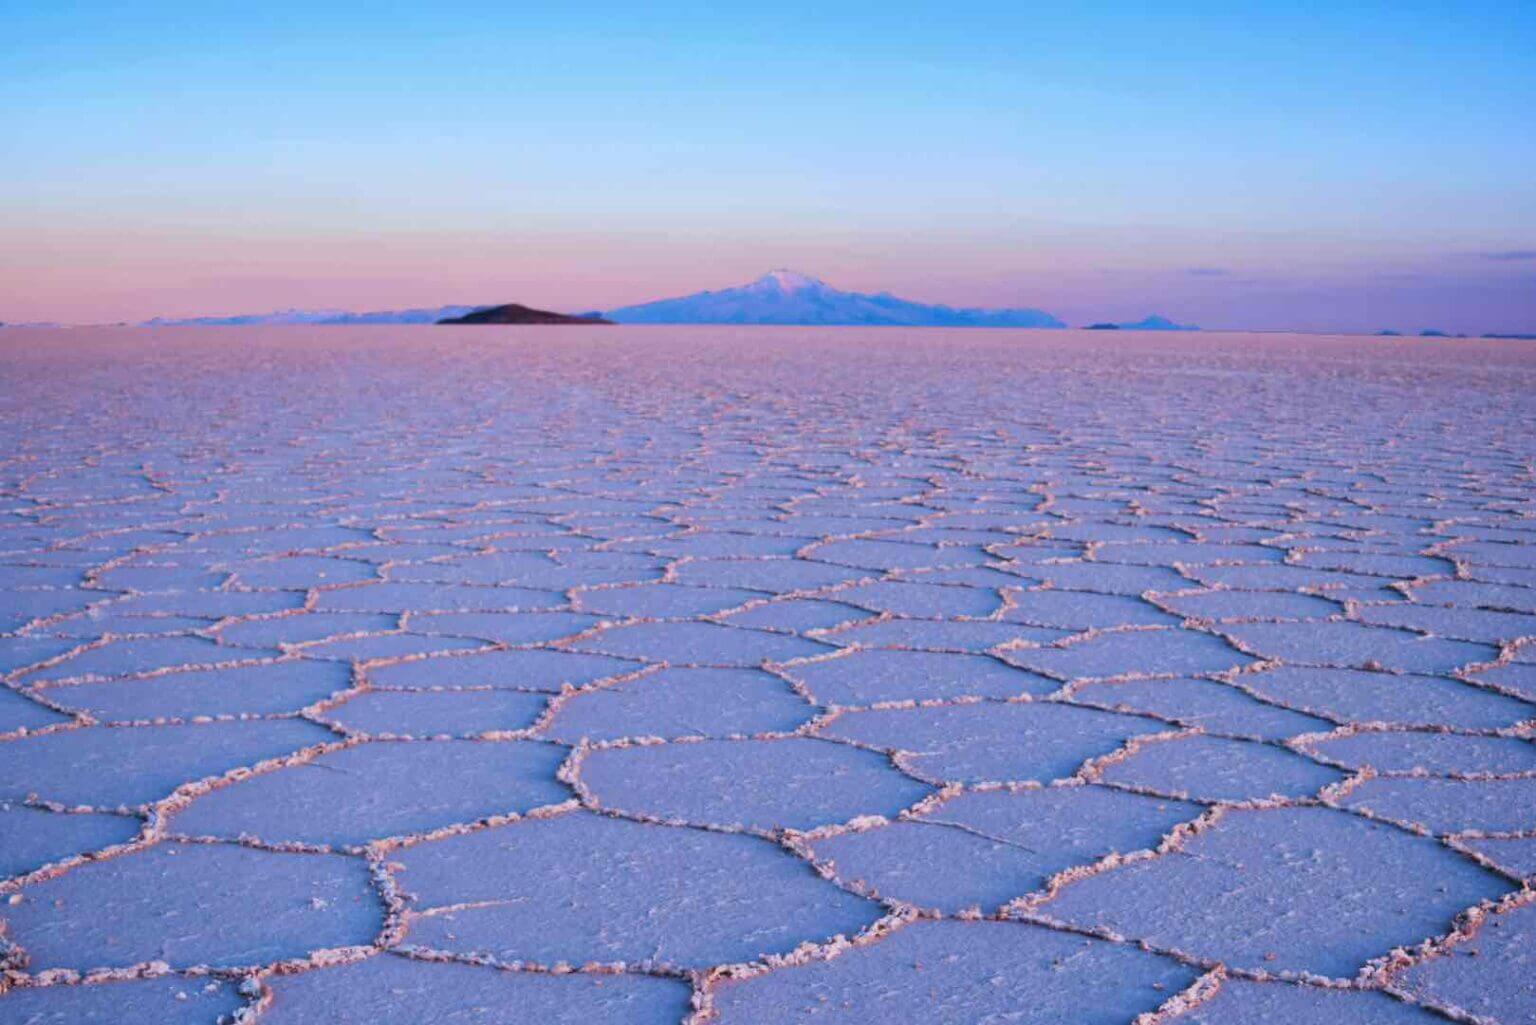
[2,327,1532,1021]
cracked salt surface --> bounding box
[396,811,881,969]
[1038,806,1510,978]
[1,327,1534,1021]
[810,786,1200,913]
[578,736,931,832]
[166,739,570,846]
[710,919,1196,1023]
[789,649,1056,705]
[260,953,693,1023]
[0,975,246,1024]
[5,842,380,970]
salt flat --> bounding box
[0,326,1533,1023]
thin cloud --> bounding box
[1183,267,1230,277]
[1482,250,1536,261]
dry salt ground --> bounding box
[0,325,1534,1024]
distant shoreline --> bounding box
[4,323,1532,341]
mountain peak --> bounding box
[752,269,824,293]
[604,272,1063,328]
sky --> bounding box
[2,1,1534,332]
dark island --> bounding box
[437,304,612,325]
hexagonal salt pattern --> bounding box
[0,976,247,1024]
[1166,978,1445,1024]
[1037,806,1510,977]
[260,953,693,1024]
[3,842,380,971]
[394,811,883,969]
[165,739,571,846]
[578,736,930,831]
[1389,898,1536,1023]
[710,919,1196,1024]
[2,327,1534,1020]
[810,785,1201,912]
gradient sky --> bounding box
[3,1,1534,332]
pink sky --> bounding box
[5,220,1532,333]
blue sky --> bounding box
[2,1,1534,330]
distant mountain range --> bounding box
[142,305,483,326]
[139,271,1065,328]
[135,272,1219,330]
[597,270,1065,327]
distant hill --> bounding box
[437,304,611,325]
[144,305,486,326]
[601,270,1064,327]
[1117,315,1199,331]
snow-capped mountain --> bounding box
[136,272,1068,329]
[143,305,486,326]
[602,270,1064,327]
